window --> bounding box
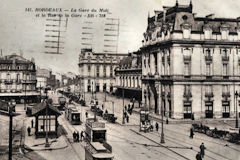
[96,65,99,77]
[88,65,91,72]
[184,85,191,94]
[204,29,212,39]
[206,64,212,76]
[205,85,213,93]
[88,79,90,84]
[16,74,20,83]
[223,64,228,76]
[110,66,113,77]
[184,63,191,76]
[103,65,106,77]
[7,73,11,81]
[221,30,228,40]
[222,85,229,93]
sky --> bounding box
[0,0,239,74]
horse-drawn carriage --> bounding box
[103,113,117,123]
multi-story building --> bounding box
[78,48,127,93]
[0,54,39,103]
[141,1,240,119]
[115,51,142,102]
[36,68,51,89]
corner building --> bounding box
[78,49,127,93]
[141,1,240,119]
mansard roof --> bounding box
[146,2,240,34]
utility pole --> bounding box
[45,88,50,147]
[8,102,13,160]
[160,84,165,144]
[122,89,125,124]
[235,91,239,128]
[24,73,27,110]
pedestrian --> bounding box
[102,104,104,110]
[124,105,127,111]
[76,131,79,142]
[200,142,206,158]
[85,111,88,119]
[73,131,76,142]
[196,152,202,160]
[128,104,130,112]
[27,126,31,136]
[124,111,127,118]
[80,131,84,141]
[31,119,34,128]
[126,114,129,123]
[190,127,194,139]
[155,122,159,132]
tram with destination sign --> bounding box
[84,118,114,160]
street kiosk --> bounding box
[140,107,152,132]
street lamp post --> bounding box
[24,74,27,110]
[122,89,125,124]
[235,91,239,128]
[91,82,94,99]
[160,84,165,144]
[45,88,50,147]
[8,101,13,160]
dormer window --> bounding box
[237,26,240,40]
[203,24,212,39]
[181,22,192,39]
[220,24,230,40]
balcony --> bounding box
[222,56,229,62]
[162,57,165,62]
[167,56,170,63]
[167,92,171,98]
[205,56,213,62]
[4,79,13,84]
[205,92,214,97]
[161,92,165,97]
[22,80,37,84]
[183,92,192,98]
[222,92,230,97]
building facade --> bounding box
[115,51,142,101]
[78,48,127,93]
[141,1,240,119]
[36,68,51,89]
[0,54,39,103]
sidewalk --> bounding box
[132,107,238,126]
[24,117,68,151]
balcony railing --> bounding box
[183,55,191,61]
[4,79,13,84]
[183,92,192,98]
[22,80,37,84]
[222,92,230,97]
[205,56,213,62]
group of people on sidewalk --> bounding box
[73,131,84,142]
[123,102,134,123]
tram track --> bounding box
[164,123,240,152]
[59,116,82,160]
[148,129,234,160]
[105,122,181,160]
